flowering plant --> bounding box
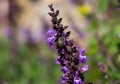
[47,4,89,84]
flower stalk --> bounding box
[47,4,89,84]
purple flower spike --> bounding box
[47,4,90,84]
[81,64,89,73]
[79,55,87,64]
[47,28,56,36]
[61,66,69,73]
[62,74,68,83]
[47,36,56,45]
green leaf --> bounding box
[99,0,109,12]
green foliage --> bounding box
[87,5,120,83]
[0,39,60,84]
[98,0,119,12]
[98,0,109,12]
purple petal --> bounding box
[75,71,79,77]
[79,55,87,64]
[47,28,56,36]
[81,65,89,73]
[47,36,56,46]
[61,66,69,73]
[56,56,61,64]
[62,74,68,83]
[80,48,86,55]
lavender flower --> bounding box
[74,72,83,84]
[47,4,89,84]
[79,55,87,64]
[47,28,56,36]
[80,49,86,55]
[61,66,69,73]
[56,56,61,64]
[62,74,68,83]
[79,49,87,64]
[74,77,82,84]
[47,36,56,45]
[81,65,89,73]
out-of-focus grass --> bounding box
[0,38,61,84]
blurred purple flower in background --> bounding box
[20,26,44,45]
[67,15,85,38]
[20,27,35,44]
[69,0,83,6]
[5,26,13,39]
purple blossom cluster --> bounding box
[47,4,89,84]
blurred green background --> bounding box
[0,0,120,84]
